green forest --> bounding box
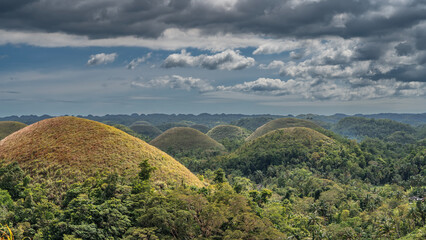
[0,115,425,239]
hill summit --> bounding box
[150,127,225,154]
[207,125,250,142]
[129,121,163,139]
[225,127,364,179]
[246,118,323,141]
[0,117,203,188]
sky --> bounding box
[0,0,425,116]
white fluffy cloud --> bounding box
[87,53,117,66]
[163,49,255,70]
[126,52,152,70]
[131,75,214,92]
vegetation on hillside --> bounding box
[0,162,286,239]
[224,127,362,181]
[415,124,426,140]
[333,117,416,141]
[0,121,27,140]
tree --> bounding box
[214,168,226,183]
[139,159,156,181]
[0,162,24,199]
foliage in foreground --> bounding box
[0,163,284,239]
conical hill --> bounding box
[0,117,203,188]
[246,118,324,141]
[129,121,162,139]
[150,127,225,154]
[207,125,250,142]
[225,127,350,176]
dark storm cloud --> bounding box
[354,42,387,61]
[395,42,414,56]
[0,0,34,13]
[341,1,426,38]
[415,24,426,50]
[0,0,425,40]
[371,65,426,83]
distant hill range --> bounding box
[0,112,425,127]
[297,113,426,126]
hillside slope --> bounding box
[0,121,27,140]
[333,116,416,140]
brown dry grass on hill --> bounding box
[150,127,225,153]
[207,125,250,142]
[0,117,203,196]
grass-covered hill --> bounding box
[0,121,27,140]
[246,118,324,141]
[206,125,250,142]
[150,127,225,155]
[333,116,416,140]
[129,121,162,139]
[189,124,210,133]
[0,117,203,190]
[224,127,365,180]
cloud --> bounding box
[126,52,152,70]
[261,36,426,83]
[1,0,424,40]
[395,42,414,56]
[1,0,426,87]
[131,75,214,92]
[1,1,425,74]
[0,29,279,51]
[1,0,425,106]
[87,53,117,66]
[252,39,305,55]
[163,49,255,70]
[217,78,299,95]
[216,77,426,101]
